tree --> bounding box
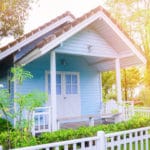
[0,66,47,148]
[0,89,12,148]
[104,0,150,87]
[0,0,33,39]
[121,67,141,100]
[11,66,48,133]
[102,67,141,101]
[102,71,116,101]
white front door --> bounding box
[46,71,81,118]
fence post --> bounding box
[97,131,106,150]
[0,145,2,150]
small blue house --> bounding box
[0,6,146,133]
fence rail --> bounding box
[11,132,104,150]
[1,106,149,149]
[6,126,150,150]
[106,126,150,150]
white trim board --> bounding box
[0,16,74,61]
[16,11,146,67]
[100,12,146,64]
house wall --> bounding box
[55,28,117,58]
[0,56,14,123]
[17,53,101,115]
[15,27,115,116]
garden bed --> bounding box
[0,115,150,149]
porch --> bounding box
[22,48,124,135]
[32,100,136,135]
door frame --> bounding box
[45,71,81,118]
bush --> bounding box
[0,118,12,133]
[0,115,150,149]
[37,115,150,144]
[0,131,37,149]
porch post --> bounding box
[115,58,122,103]
[50,50,57,131]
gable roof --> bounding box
[0,6,146,66]
[0,11,75,60]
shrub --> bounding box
[37,115,150,144]
[0,131,37,149]
[0,118,12,133]
[0,115,150,149]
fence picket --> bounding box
[73,143,76,150]
[10,126,150,150]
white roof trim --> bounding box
[0,16,74,61]
[100,12,146,64]
[16,48,41,65]
[16,11,146,66]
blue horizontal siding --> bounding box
[18,53,101,116]
[16,27,111,115]
[55,28,116,57]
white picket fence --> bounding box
[106,126,150,150]
[7,126,150,150]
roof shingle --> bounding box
[0,5,144,57]
[0,11,75,52]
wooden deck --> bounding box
[60,118,112,129]
[58,113,121,129]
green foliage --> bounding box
[0,116,149,148]
[0,89,10,115]
[102,67,141,101]
[10,66,47,132]
[0,118,12,134]
[0,66,47,149]
[105,0,150,87]
[14,90,48,131]
[121,67,141,100]
[23,90,48,111]
[0,131,37,149]
[138,87,150,106]
[102,71,116,101]
[0,0,33,38]
[0,89,14,124]
[11,66,33,85]
[37,116,150,145]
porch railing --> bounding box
[122,101,134,120]
[32,106,51,135]
[134,107,150,117]
[31,103,150,135]
[101,100,134,121]
[10,126,150,150]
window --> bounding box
[65,74,78,94]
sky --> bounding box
[1,0,105,46]
[25,0,105,32]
